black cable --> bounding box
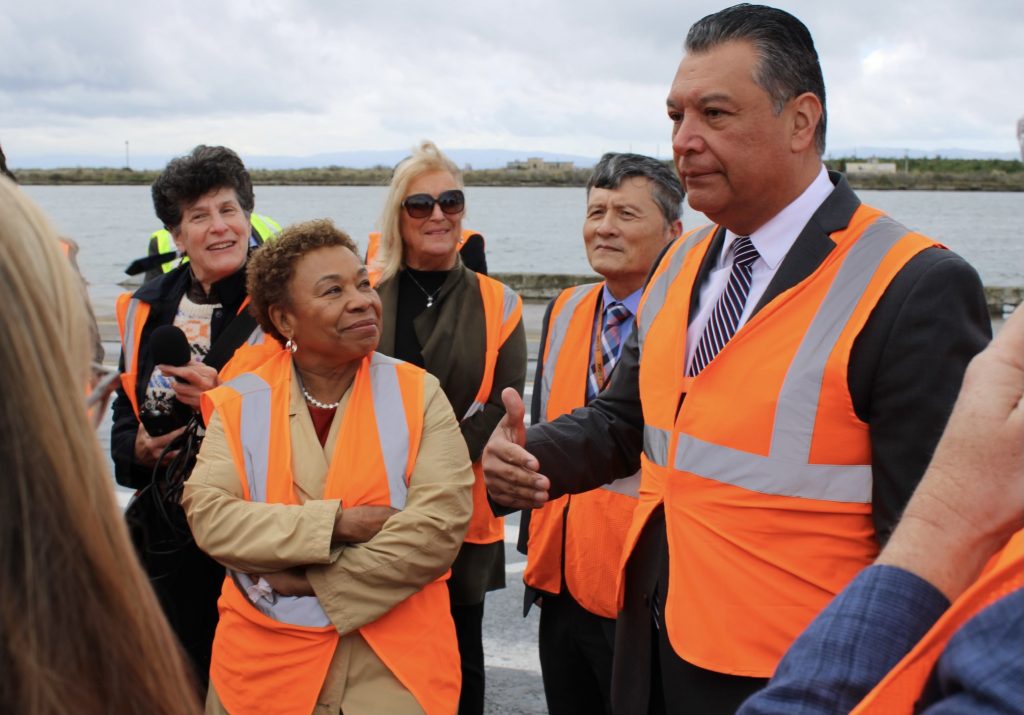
[132,414,204,560]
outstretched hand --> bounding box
[482,388,551,509]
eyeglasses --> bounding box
[401,189,465,219]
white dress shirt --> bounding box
[685,165,835,367]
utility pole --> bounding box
[125,140,131,170]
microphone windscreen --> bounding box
[149,325,192,367]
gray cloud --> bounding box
[2,0,1021,162]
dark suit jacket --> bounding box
[522,172,992,713]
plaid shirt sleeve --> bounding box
[739,565,949,715]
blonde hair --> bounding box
[0,177,199,714]
[374,140,464,283]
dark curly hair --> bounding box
[151,145,254,231]
[246,219,360,342]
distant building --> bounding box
[506,157,575,171]
[846,159,898,175]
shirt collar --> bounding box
[602,284,643,316]
[719,164,833,270]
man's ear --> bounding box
[789,92,823,153]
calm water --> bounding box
[21,184,1024,321]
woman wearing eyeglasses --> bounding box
[371,140,527,715]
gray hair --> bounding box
[686,3,827,155]
[586,152,685,226]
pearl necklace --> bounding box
[405,270,442,308]
[301,385,340,410]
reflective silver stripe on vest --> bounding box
[231,571,332,628]
[231,373,272,503]
[461,282,521,422]
[122,298,143,376]
[602,469,640,498]
[369,353,411,510]
[643,425,671,467]
[539,283,600,420]
[500,283,520,324]
[463,401,485,420]
[637,226,715,356]
[246,325,266,346]
[226,371,331,627]
[673,216,912,503]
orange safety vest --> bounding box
[629,206,940,676]
[200,348,460,715]
[463,274,522,544]
[524,283,639,618]
[115,292,278,420]
[366,229,484,271]
[851,530,1023,713]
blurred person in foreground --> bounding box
[370,140,527,715]
[0,175,199,715]
[520,152,682,715]
[740,305,1023,714]
[110,145,278,689]
[483,5,991,713]
[183,220,473,714]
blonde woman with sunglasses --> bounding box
[370,140,527,715]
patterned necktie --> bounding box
[687,236,759,376]
[588,302,632,400]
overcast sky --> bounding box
[3,0,1022,166]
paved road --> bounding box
[483,514,548,715]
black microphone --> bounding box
[140,325,194,436]
[150,325,192,371]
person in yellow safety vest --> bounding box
[366,227,488,277]
[738,305,1024,714]
[144,213,281,282]
[482,6,991,715]
[519,152,682,715]
[183,221,473,715]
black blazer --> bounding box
[522,173,991,711]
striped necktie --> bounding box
[588,302,632,400]
[687,236,759,376]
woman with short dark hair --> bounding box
[110,144,277,690]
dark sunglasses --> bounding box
[402,189,465,219]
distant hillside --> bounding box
[827,146,1019,161]
[13,159,1023,191]
[10,145,1020,171]
[8,148,599,171]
